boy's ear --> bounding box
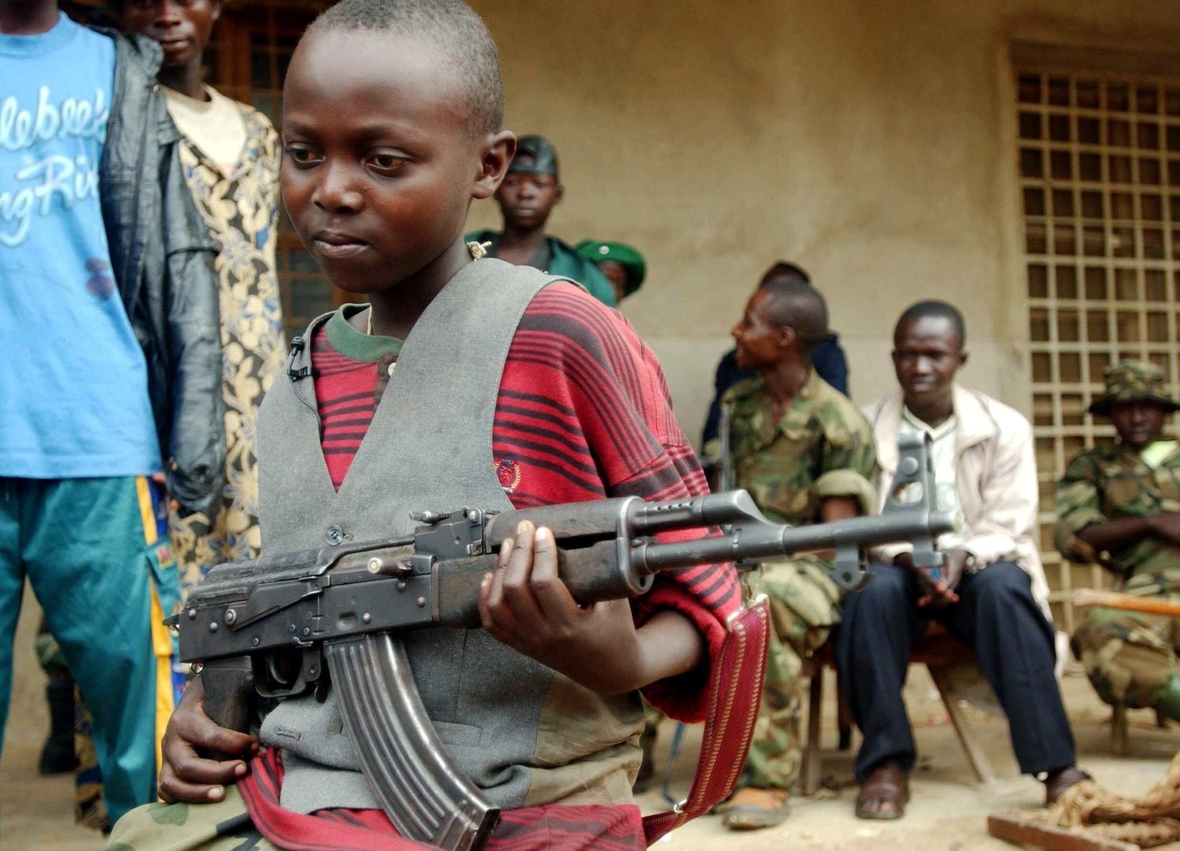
[211,0,222,23]
[553,183,564,206]
[473,131,516,200]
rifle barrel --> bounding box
[631,509,959,574]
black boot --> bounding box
[38,676,77,775]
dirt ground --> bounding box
[3,618,1179,851]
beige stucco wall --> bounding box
[463,0,1180,443]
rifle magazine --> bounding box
[325,634,500,851]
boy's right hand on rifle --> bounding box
[158,674,259,804]
[478,520,704,695]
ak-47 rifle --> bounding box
[172,433,954,851]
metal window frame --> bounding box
[1017,66,1180,631]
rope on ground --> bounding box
[1035,750,1180,848]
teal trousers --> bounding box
[0,477,161,825]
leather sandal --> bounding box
[855,762,910,820]
[721,786,790,830]
[1044,766,1091,805]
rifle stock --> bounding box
[178,432,953,851]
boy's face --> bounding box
[598,260,629,303]
[281,29,509,295]
[731,290,786,372]
[120,0,221,69]
[496,169,561,231]
[1110,402,1167,449]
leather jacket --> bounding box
[98,30,225,517]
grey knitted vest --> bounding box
[255,259,559,813]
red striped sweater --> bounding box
[311,282,740,719]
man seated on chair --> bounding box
[704,280,875,830]
[1057,360,1180,723]
[836,300,1086,820]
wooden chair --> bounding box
[801,623,997,796]
[1071,588,1179,756]
[1110,706,1169,755]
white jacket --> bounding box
[862,385,1051,618]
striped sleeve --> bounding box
[497,284,742,722]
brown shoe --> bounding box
[855,762,910,820]
[721,787,790,830]
[1044,766,1091,806]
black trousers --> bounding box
[835,561,1076,783]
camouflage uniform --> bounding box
[707,370,876,791]
[1056,361,1180,717]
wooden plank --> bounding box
[1073,589,1180,619]
[930,664,998,785]
[988,813,1142,851]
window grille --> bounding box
[1018,70,1180,630]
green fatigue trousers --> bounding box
[739,559,842,791]
[1071,572,1180,719]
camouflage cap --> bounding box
[1088,360,1180,416]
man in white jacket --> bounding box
[836,300,1085,820]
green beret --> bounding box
[575,240,646,297]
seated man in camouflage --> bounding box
[705,279,875,829]
[1057,360,1180,721]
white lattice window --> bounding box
[1019,70,1180,630]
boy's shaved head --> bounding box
[308,0,503,136]
[761,280,829,356]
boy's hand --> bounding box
[158,675,258,804]
[478,521,651,695]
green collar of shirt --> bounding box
[324,304,404,361]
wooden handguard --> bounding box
[642,596,771,845]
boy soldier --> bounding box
[576,240,646,304]
[705,279,875,829]
[0,0,223,829]
[1057,361,1180,721]
[466,135,617,307]
[840,301,1084,820]
[108,1,742,848]
[701,261,850,452]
